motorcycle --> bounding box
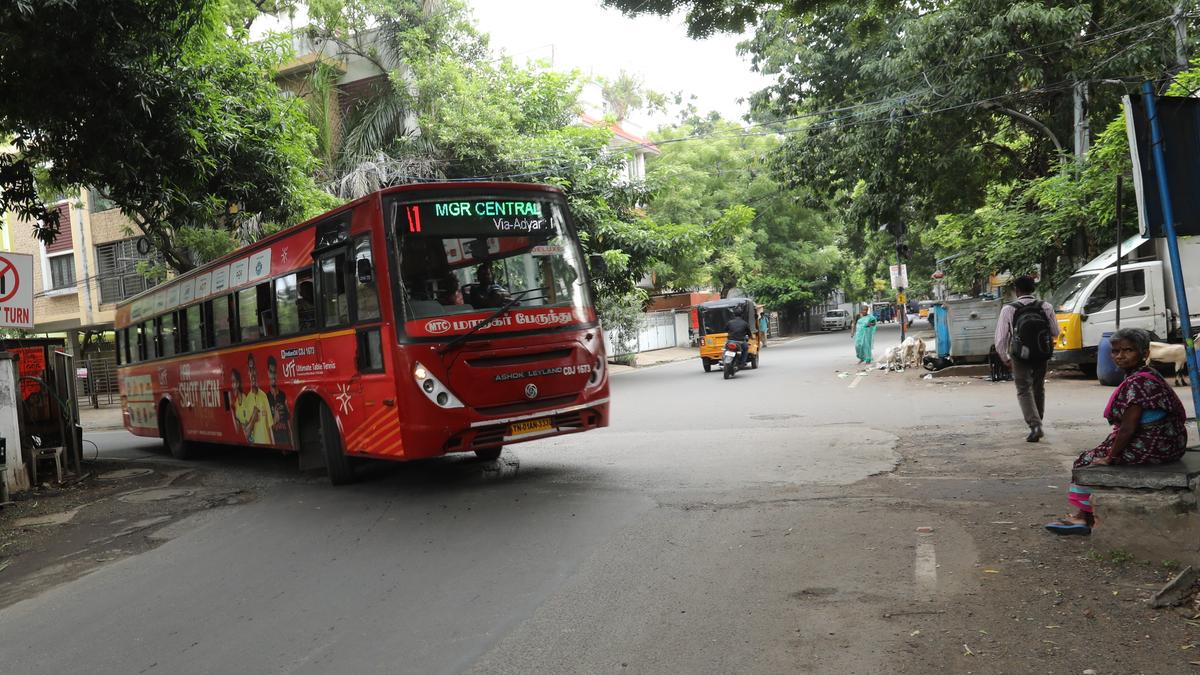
[721,340,749,379]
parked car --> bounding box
[822,309,851,331]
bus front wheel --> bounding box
[301,403,355,485]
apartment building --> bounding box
[7,191,158,366]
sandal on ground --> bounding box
[1044,521,1091,535]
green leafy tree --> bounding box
[0,1,334,272]
[603,0,1190,295]
[645,118,843,315]
[301,0,686,303]
[598,70,668,122]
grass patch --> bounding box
[1086,549,1137,566]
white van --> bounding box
[1051,234,1200,376]
[822,309,851,331]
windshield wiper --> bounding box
[437,287,548,354]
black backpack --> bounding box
[1009,301,1054,362]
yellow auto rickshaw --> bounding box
[697,297,761,373]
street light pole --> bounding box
[897,243,907,343]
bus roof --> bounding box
[116,181,566,312]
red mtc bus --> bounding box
[114,183,610,483]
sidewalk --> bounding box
[78,403,125,432]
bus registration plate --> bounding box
[508,417,553,437]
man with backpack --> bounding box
[994,275,1059,442]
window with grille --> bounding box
[48,254,76,290]
[95,238,159,304]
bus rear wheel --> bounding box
[474,446,502,461]
[301,403,355,485]
[162,404,196,460]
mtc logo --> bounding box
[425,319,451,335]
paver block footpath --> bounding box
[1076,451,1200,564]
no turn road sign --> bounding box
[0,252,35,329]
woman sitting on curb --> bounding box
[1046,327,1189,535]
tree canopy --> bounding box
[0,0,333,271]
[644,118,843,308]
[604,0,1194,295]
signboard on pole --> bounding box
[0,252,34,329]
[1124,95,1200,237]
[889,264,908,289]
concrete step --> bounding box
[1073,448,1200,490]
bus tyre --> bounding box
[303,403,355,486]
[474,446,502,461]
[162,404,196,460]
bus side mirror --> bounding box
[357,258,373,284]
[588,254,607,276]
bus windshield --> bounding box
[388,193,592,338]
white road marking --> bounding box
[915,535,937,593]
[848,372,866,389]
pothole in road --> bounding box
[97,468,155,481]
[117,488,195,504]
[750,414,800,421]
[791,587,838,599]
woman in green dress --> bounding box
[852,306,878,364]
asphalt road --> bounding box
[0,325,1121,673]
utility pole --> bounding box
[1174,3,1189,70]
[884,222,909,342]
[1073,80,1090,163]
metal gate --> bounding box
[604,311,678,357]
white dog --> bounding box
[900,337,926,370]
[1148,341,1189,385]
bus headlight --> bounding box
[590,356,603,384]
[412,362,463,408]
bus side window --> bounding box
[161,313,177,358]
[318,254,350,327]
[256,282,275,337]
[186,305,202,353]
[136,322,148,362]
[115,330,123,365]
[275,274,300,335]
[298,270,316,330]
[153,317,164,359]
[212,295,233,347]
[176,310,188,354]
[237,288,262,342]
[353,235,380,322]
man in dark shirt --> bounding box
[467,265,510,309]
[725,308,753,367]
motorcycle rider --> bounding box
[724,305,753,368]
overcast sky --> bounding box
[467,1,770,130]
